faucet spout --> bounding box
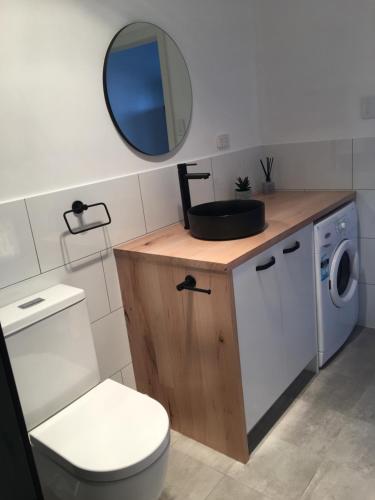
[177,163,211,230]
[185,172,211,180]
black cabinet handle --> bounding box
[256,256,276,272]
[283,241,300,254]
[176,275,211,294]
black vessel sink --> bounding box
[187,199,266,240]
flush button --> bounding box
[18,297,45,309]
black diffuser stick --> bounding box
[260,160,268,180]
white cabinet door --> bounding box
[233,246,288,432]
[278,224,317,381]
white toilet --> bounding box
[0,284,170,500]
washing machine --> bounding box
[314,202,359,367]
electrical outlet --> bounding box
[217,134,230,151]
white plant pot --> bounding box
[235,189,252,200]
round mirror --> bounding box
[103,22,193,156]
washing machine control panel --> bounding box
[335,217,347,235]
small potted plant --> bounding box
[260,157,275,194]
[235,176,252,200]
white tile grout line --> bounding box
[0,250,104,294]
[99,251,112,312]
[1,139,373,295]
[23,199,42,274]
[210,158,218,201]
[201,475,226,500]
[0,139,371,207]
[90,307,124,325]
[137,174,148,233]
[0,212,185,294]
[32,249,104,275]
[109,366,129,384]
[352,138,354,190]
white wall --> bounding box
[0,147,264,389]
[254,0,375,145]
[253,0,375,329]
[264,137,375,330]
[0,0,260,202]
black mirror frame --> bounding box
[102,22,193,158]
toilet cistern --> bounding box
[0,285,170,500]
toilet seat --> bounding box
[29,379,170,482]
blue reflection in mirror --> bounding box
[104,22,192,157]
[106,40,169,155]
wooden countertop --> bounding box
[115,191,355,272]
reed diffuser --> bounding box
[260,157,275,194]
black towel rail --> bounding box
[63,200,112,235]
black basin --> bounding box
[187,199,266,240]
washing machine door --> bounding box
[329,239,359,308]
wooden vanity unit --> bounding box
[114,191,355,463]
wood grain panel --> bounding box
[116,253,249,463]
[115,191,355,271]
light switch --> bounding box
[217,134,230,151]
[361,96,375,120]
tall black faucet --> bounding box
[177,163,211,229]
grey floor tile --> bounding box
[325,326,375,375]
[350,326,375,349]
[227,436,320,500]
[172,434,236,474]
[206,476,268,500]
[351,383,375,424]
[170,429,182,445]
[162,327,375,499]
[326,418,375,471]
[270,398,349,456]
[326,343,375,379]
[301,460,375,500]
[160,448,223,500]
[300,368,369,414]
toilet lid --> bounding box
[29,379,170,482]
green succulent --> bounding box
[235,176,251,191]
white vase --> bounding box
[262,181,275,194]
[235,189,252,200]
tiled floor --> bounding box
[160,326,375,500]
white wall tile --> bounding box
[26,175,146,272]
[91,309,131,380]
[26,188,107,272]
[354,138,375,189]
[121,363,137,390]
[359,283,375,328]
[356,190,375,238]
[109,371,123,384]
[139,159,216,233]
[101,248,123,312]
[0,200,40,288]
[212,147,265,200]
[359,238,375,285]
[249,146,268,193]
[0,253,110,322]
[139,166,182,232]
[101,175,146,247]
[269,140,353,190]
